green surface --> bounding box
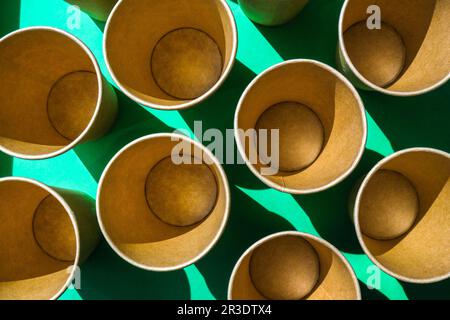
[0,0,449,300]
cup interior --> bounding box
[341,0,450,93]
[229,233,360,300]
[236,61,365,193]
[356,150,450,282]
[98,135,229,270]
[0,28,100,158]
[105,0,236,109]
[0,179,77,300]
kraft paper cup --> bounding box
[238,0,309,26]
[0,27,118,160]
[65,0,118,22]
[235,59,367,194]
[0,177,100,300]
[353,148,450,283]
[104,0,237,110]
[228,231,361,300]
[338,0,450,96]
[97,133,230,271]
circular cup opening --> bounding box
[104,0,237,110]
[0,178,78,300]
[0,27,103,159]
[355,148,450,283]
[235,60,366,194]
[97,134,230,271]
[228,232,361,300]
[339,0,450,95]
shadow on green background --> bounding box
[0,152,12,178]
[0,0,21,36]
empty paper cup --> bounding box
[353,148,450,283]
[235,59,367,194]
[104,0,237,110]
[338,0,450,95]
[97,133,230,271]
[228,231,361,300]
[0,177,100,300]
[65,0,118,21]
[239,0,309,26]
[0,27,118,160]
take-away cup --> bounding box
[228,231,361,300]
[353,148,450,283]
[235,59,367,194]
[97,133,230,271]
[0,27,118,160]
[104,0,237,110]
[0,177,100,300]
[338,0,450,96]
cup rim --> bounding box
[0,176,81,300]
[0,26,105,160]
[234,59,367,194]
[96,132,231,271]
[353,147,450,283]
[338,0,450,97]
[103,0,238,111]
[227,230,362,300]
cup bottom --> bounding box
[145,156,218,227]
[33,195,77,262]
[151,28,223,100]
[47,71,98,141]
[344,21,406,88]
[255,101,324,173]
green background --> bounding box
[0,0,449,300]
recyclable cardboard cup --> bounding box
[0,27,118,160]
[228,231,361,300]
[353,148,450,283]
[338,0,450,96]
[97,133,230,271]
[238,0,309,26]
[0,177,100,300]
[235,59,367,194]
[65,0,118,21]
[104,0,237,110]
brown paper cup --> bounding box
[338,0,450,96]
[353,148,450,283]
[0,177,100,300]
[238,0,309,26]
[65,0,118,22]
[235,59,367,194]
[0,27,118,160]
[97,133,230,271]
[228,231,361,300]
[104,0,237,110]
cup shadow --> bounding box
[75,88,172,182]
[0,152,12,178]
[358,280,389,300]
[400,278,450,300]
[361,83,450,153]
[293,149,384,254]
[195,185,295,300]
[77,240,190,300]
[253,0,344,66]
[0,0,21,37]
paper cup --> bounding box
[0,177,100,300]
[353,148,450,283]
[0,27,118,160]
[235,59,367,194]
[238,0,309,26]
[338,0,450,96]
[65,0,118,22]
[228,231,361,300]
[104,0,237,110]
[97,133,230,271]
